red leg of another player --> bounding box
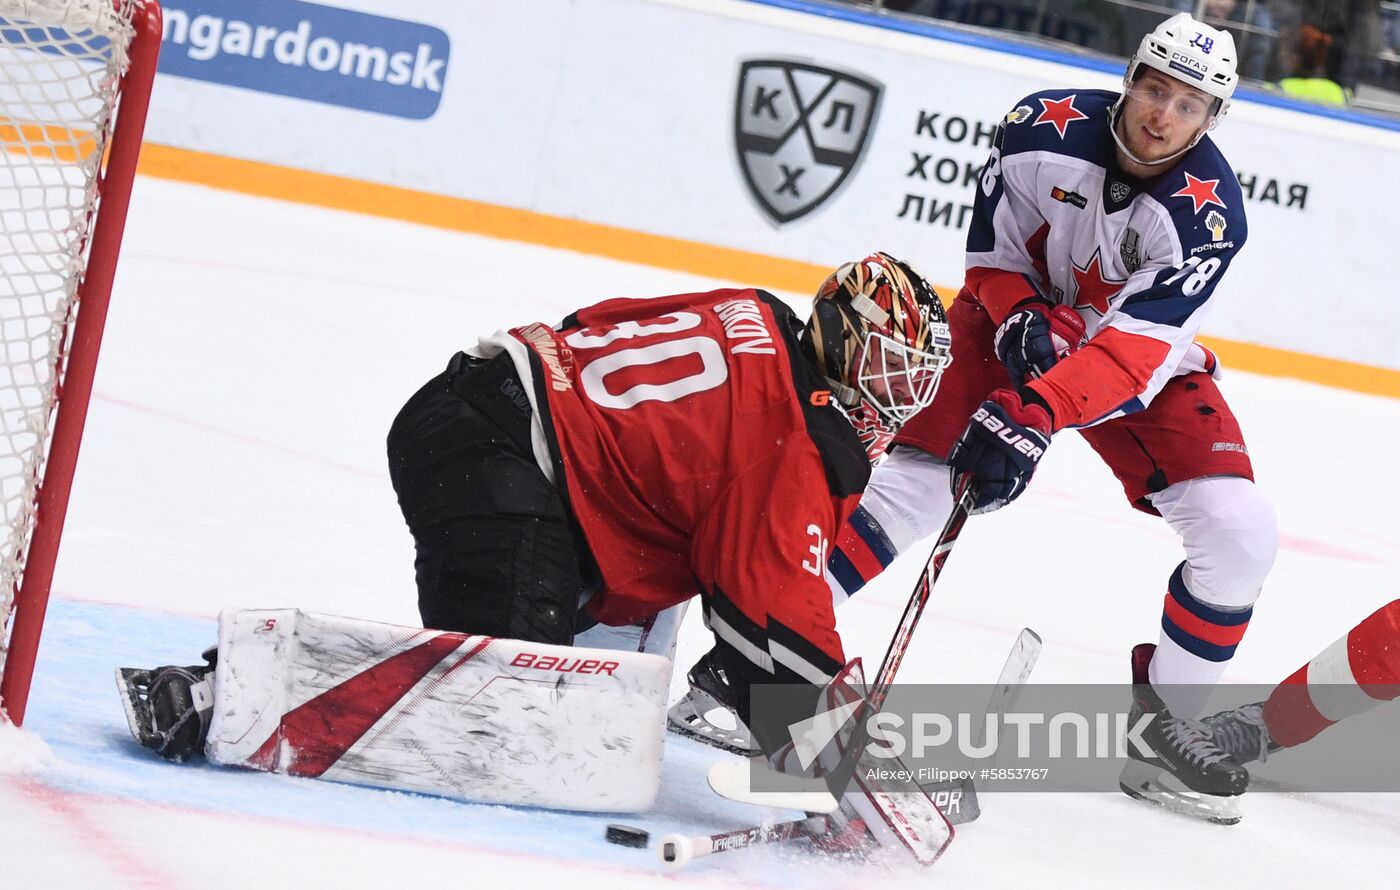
[1264,600,1400,748]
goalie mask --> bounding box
[804,252,952,430]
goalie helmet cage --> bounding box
[0,0,162,726]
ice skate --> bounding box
[1201,701,1280,765]
[666,648,758,755]
[1118,644,1249,825]
[116,647,217,762]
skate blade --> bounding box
[1119,759,1242,825]
[666,695,758,756]
[115,667,159,748]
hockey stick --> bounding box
[918,627,1043,823]
[690,479,975,865]
[867,475,975,713]
[668,478,976,760]
[658,816,827,868]
[971,627,1043,756]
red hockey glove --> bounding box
[993,301,1087,385]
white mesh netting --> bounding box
[1,0,137,676]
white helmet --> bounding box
[1126,13,1239,119]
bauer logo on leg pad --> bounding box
[509,652,620,675]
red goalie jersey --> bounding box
[487,288,869,668]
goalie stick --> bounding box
[707,759,839,813]
[707,628,1042,823]
[676,480,977,867]
[703,479,976,811]
[658,816,828,869]
[868,475,975,713]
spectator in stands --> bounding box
[1277,22,1350,103]
[1274,0,1382,90]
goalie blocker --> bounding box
[118,608,671,812]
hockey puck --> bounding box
[605,824,650,848]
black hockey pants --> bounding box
[387,352,594,645]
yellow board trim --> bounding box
[135,144,1400,400]
[1,116,99,162]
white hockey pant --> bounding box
[1148,476,1278,716]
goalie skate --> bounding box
[666,649,758,756]
[116,667,159,748]
[116,650,216,762]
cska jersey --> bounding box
[479,288,868,666]
[968,89,1246,428]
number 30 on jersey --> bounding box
[565,312,729,409]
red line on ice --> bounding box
[16,778,178,890]
[1276,534,1383,564]
[13,780,775,888]
[94,391,379,479]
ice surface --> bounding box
[3,177,1398,887]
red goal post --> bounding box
[1,0,162,726]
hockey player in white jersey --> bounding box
[674,13,1278,825]
[876,12,1275,823]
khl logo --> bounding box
[734,60,881,225]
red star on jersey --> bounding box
[1172,173,1226,214]
[1072,248,1126,316]
[1033,95,1089,139]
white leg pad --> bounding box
[206,609,670,812]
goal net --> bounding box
[1,0,161,725]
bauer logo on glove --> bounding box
[969,405,1048,460]
[949,388,1053,514]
